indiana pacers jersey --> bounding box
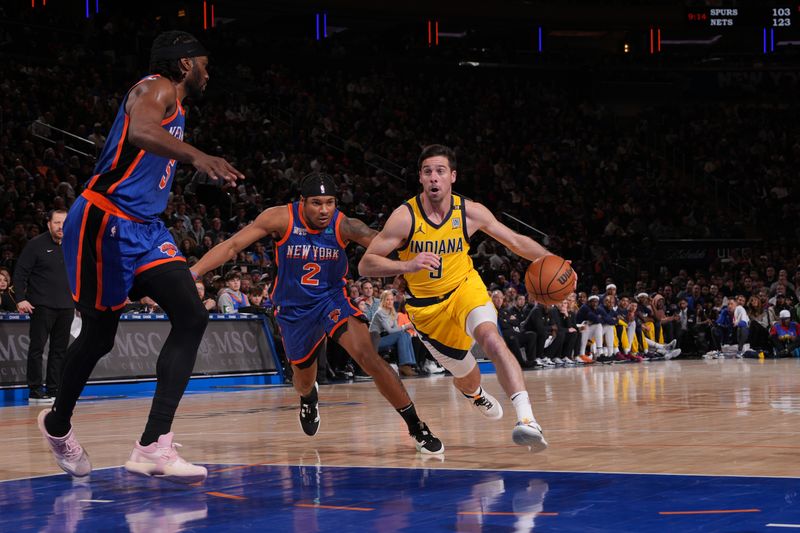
[271,202,350,308]
[85,74,185,221]
[398,194,472,298]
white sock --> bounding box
[462,386,483,399]
[510,391,535,424]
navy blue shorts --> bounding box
[63,192,186,311]
[276,291,362,366]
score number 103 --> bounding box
[773,7,792,27]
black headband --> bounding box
[301,173,337,198]
[150,41,209,61]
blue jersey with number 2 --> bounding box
[271,202,350,308]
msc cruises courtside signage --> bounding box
[0,314,279,387]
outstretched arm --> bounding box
[127,77,244,183]
[467,200,551,262]
[358,206,440,277]
[192,205,288,277]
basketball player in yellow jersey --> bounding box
[360,144,564,452]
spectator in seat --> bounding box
[746,295,771,351]
[358,279,380,322]
[369,290,417,376]
[188,217,205,247]
[521,294,549,366]
[770,269,795,297]
[770,309,800,357]
[675,297,696,353]
[652,293,679,344]
[728,298,750,357]
[217,271,250,313]
[0,270,17,312]
[548,299,578,364]
[597,295,618,360]
[508,269,526,296]
[499,293,538,368]
[603,283,619,310]
[195,280,216,312]
[576,294,603,360]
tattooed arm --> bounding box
[339,215,378,248]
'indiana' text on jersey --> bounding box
[271,202,350,308]
[398,194,473,298]
[85,75,185,221]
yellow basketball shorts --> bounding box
[405,270,491,360]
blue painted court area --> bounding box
[1,465,798,532]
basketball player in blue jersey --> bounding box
[360,144,573,452]
[38,31,244,483]
[191,173,444,454]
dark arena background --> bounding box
[2,0,800,531]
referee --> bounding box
[13,209,73,404]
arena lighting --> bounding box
[203,1,207,29]
[649,27,661,54]
[763,28,777,53]
[427,19,439,46]
[538,26,542,52]
[315,12,328,40]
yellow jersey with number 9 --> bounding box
[397,194,473,298]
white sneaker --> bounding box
[563,357,576,366]
[668,339,677,350]
[465,389,503,420]
[542,358,556,367]
[534,358,546,366]
[124,432,207,484]
[664,349,682,360]
[553,357,564,365]
[511,420,548,452]
[37,409,91,477]
[424,360,445,374]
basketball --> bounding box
[525,255,576,305]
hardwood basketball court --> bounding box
[1,359,799,531]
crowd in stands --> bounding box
[2,8,800,381]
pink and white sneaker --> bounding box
[124,432,207,484]
[37,409,91,477]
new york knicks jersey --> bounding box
[85,74,185,221]
[271,202,349,308]
[398,194,472,297]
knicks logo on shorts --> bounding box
[328,309,341,323]
[159,242,178,257]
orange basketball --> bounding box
[525,255,576,305]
